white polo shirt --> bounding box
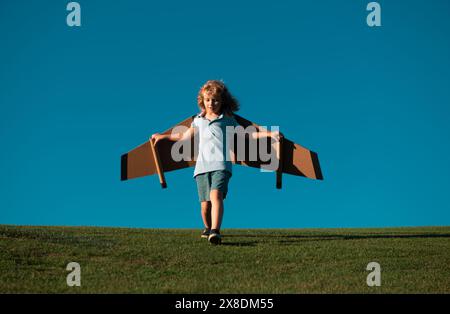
[191,113,239,177]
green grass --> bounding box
[1,225,449,293]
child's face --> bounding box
[203,92,222,114]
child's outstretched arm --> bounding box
[151,127,196,144]
[251,130,284,141]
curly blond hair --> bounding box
[197,80,239,116]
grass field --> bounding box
[1,225,449,293]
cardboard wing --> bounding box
[232,115,323,181]
[120,115,196,184]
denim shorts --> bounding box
[195,170,232,202]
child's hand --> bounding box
[150,133,163,144]
[271,131,284,141]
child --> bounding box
[152,80,282,245]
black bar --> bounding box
[120,153,128,181]
[310,151,323,180]
[0,294,446,313]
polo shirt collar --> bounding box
[201,113,224,123]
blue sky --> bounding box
[1,0,450,228]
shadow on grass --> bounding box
[223,233,450,245]
[220,241,258,247]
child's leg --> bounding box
[201,201,212,229]
[210,189,224,231]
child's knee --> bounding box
[201,201,211,211]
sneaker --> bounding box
[208,229,222,245]
[201,228,211,239]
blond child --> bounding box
[152,80,281,244]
